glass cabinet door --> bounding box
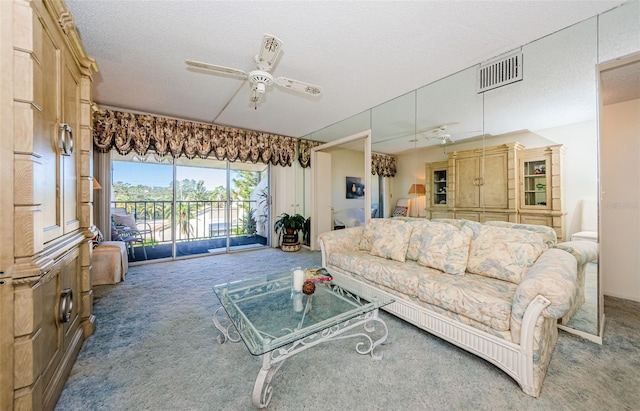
[433,169,448,206]
[522,159,549,207]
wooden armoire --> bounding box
[0,1,97,409]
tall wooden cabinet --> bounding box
[425,143,565,240]
[0,1,98,410]
[447,143,522,223]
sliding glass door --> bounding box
[111,152,269,263]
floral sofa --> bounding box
[318,218,595,397]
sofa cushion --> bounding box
[467,225,547,284]
[359,219,385,251]
[483,221,557,248]
[370,219,413,262]
[405,220,432,261]
[416,223,473,275]
[417,272,518,331]
[328,251,427,297]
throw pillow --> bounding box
[91,228,104,248]
[466,225,547,284]
[392,206,408,217]
[369,220,413,262]
[416,223,473,275]
[113,213,137,230]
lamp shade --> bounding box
[93,177,102,190]
[408,184,426,195]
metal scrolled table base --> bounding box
[213,308,388,408]
[212,306,241,344]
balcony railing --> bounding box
[111,200,259,245]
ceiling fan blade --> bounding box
[275,77,322,96]
[255,34,283,72]
[185,60,247,78]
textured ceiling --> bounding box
[67,0,625,152]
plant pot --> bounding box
[281,232,300,252]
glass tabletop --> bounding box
[213,270,392,356]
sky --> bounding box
[112,161,228,190]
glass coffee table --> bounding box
[212,269,393,408]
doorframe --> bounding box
[589,51,640,343]
[310,129,372,250]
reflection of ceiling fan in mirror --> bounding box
[423,126,455,144]
[186,33,322,107]
[410,125,456,145]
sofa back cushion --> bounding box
[466,225,547,284]
[405,220,432,261]
[359,219,382,251]
[368,219,414,262]
[415,223,473,275]
[483,220,557,248]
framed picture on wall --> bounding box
[346,176,365,199]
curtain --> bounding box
[371,153,397,177]
[93,108,297,166]
[297,138,397,177]
[93,150,112,240]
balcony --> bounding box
[111,200,268,262]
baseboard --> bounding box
[603,291,640,303]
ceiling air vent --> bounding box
[477,51,523,93]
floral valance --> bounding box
[371,153,397,177]
[297,138,396,177]
[93,108,297,166]
[297,139,324,168]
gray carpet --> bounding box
[56,248,640,410]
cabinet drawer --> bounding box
[519,214,553,227]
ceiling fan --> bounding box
[409,125,456,145]
[186,33,322,107]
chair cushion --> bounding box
[113,213,137,229]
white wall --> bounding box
[601,98,640,301]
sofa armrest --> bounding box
[555,240,598,265]
[510,248,577,343]
[318,226,364,266]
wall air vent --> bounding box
[477,51,523,93]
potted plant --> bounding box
[273,213,306,250]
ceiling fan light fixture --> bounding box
[254,82,266,94]
[250,90,261,103]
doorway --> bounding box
[310,130,372,250]
[599,52,640,307]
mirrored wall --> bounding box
[301,1,640,341]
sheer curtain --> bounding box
[94,150,112,240]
